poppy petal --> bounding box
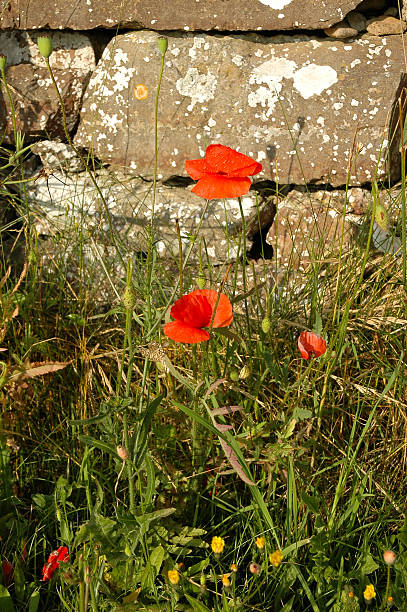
[163,320,210,344]
[205,144,262,177]
[170,293,212,328]
[298,331,326,359]
[192,175,252,200]
[193,290,233,328]
[185,158,213,180]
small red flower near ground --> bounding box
[163,289,233,344]
[185,144,262,199]
[298,331,327,359]
[42,546,69,582]
[2,559,14,586]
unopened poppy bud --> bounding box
[230,370,239,382]
[383,550,396,565]
[249,562,262,575]
[123,286,134,310]
[200,573,207,587]
[117,446,129,460]
[261,317,271,334]
[37,35,53,59]
[196,274,206,289]
[157,36,168,56]
[239,365,250,380]
[0,54,6,72]
[375,203,389,231]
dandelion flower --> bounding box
[221,574,230,588]
[255,536,265,550]
[230,563,238,572]
[269,550,283,567]
[363,584,376,602]
[211,536,225,555]
[168,569,180,585]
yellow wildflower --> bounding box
[255,536,265,550]
[269,550,283,567]
[230,563,238,572]
[211,536,225,555]
[363,584,376,601]
[168,569,180,585]
[221,574,231,588]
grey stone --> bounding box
[324,21,359,38]
[346,11,367,31]
[384,8,399,18]
[357,0,387,11]
[0,31,95,142]
[366,15,407,35]
[31,140,83,172]
[75,31,407,187]
[0,0,364,32]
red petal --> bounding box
[205,144,262,177]
[170,293,212,328]
[298,331,327,359]
[185,158,212,180]
[192,175,252,199]
[57,546,69,563]
[163,320,210,344]
[193,290,233,328]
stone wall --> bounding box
[0,0,406,296]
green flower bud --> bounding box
[196,274,206,289]
[123,286,135,310]
[0,54,7,72]
[229,370,239,382]
[37,35,53,59]
[261,317,271,334]
[375,203,389,231]
[157,36,168,56]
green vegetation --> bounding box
[0,32,406,612]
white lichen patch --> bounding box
[248,57,297,117]
[292,65,338,99]
[176,67,217,110]
[257,0,291,8]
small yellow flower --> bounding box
[387,595,394,605]
[221,574,230,588]
[269,550,283,567]
[177,562,184,571]
[255,536,265,550]
[168,569,180,585]
[211,536,225,555]
[348,591,354,599]
[363,584,376,601]
[230,563,238,572]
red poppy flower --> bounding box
[42,546,69,582]
[2,559,14,586]
[185,144,262,199]
[298,331,327,359]
[163,289,233,344]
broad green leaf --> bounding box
[360,553,379,575]
[28,590,40,612]
[184,594,212,612]
[0,585,16,612]
[79,435,117,456]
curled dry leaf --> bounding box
[213,421,255,486]
[10,361,69,381]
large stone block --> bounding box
[0,31,95,142]
[0,1,363,32]
[75,31,406,187]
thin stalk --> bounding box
[383,564,391,610]
[398,97,406,289]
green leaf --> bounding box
[133,395,163,469]
[292,407,313,421]
[28,590,40,612]
[301,492,320,515]
[184,594,212,612]
[280,596,294,612]
[79,435,117,456]
[360,553,379,575]
[0,585,16,612]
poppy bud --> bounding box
[383,550,396,565]
[229,370,239,382]
[0,54,6,72]
[249,562,262,575]
[196,274,206,289]
[37,35,53,59]
[375,203,389,231]
[117,446,129,461]
[157,36,168,56]
[261,317,271,334]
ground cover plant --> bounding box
[0,27,407,612]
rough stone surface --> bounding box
[324,21,358,38]
[366,16,407,35]
[357,0,386,10]
[346,11,368,32]
[0,31,95,142]
[266,190,361,286]
[31,140,83,172]
[0,1,365,32]
[25,169,261,265]
[75,31,406,187]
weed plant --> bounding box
[0,27,406,612]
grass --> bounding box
[0,28,407,612]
